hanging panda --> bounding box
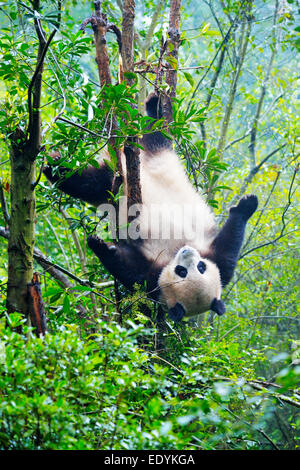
[44,93,258,322]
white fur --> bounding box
[158,246,222,316]
[120,148,222,317]
[122,148,217,265]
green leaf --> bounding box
[183,71,195,87]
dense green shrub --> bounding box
[0,314,298,450]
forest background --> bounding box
[0,0,299,450]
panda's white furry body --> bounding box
[44,92,258,322]
[117,147,223,318]
[121,147,216,265]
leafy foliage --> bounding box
[0,0,299,451]
[0,314,299,450]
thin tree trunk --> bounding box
[122,0,143,215]
[162,0,182,123]
[248,0,279,167]
[138,0,164,113]
[6,1,60,318]
[166,0,181,99]
[200,43,227,147]
[7,131,37,314]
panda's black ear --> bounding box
[145,92,162,119]
[168,302,186,322]
[211,298,226,316]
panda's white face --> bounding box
[158,245,223,319]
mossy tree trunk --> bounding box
[7,132,37,315]
[6,1,60,321]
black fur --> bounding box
[168,302,186,322]
[210,298,226,316]
[43,163,113,206]
[43,94,258,321]
[87,235,162,295]
[140,93,172,153]
[208,195,258,287]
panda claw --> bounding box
[231,194,258,220]
[87,235,106,252]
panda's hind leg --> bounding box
[140,93,172,154]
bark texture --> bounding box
[7,130,36,314]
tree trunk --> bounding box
[7,130,36,314]
[6,2,60,319]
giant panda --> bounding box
[44,93,258,322]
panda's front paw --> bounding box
[230,195,258,220]
[88,235,108,253]
[168,303,186,323]
[87,235,117,258]
[49,151,62,163]
[43,152,64,182]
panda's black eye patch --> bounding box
[175,265,187,278]
[197,261,206,274]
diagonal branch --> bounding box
[239,164,298,259]
[27,1,62,147]
[230,143,287,207]
[0,226,113,292]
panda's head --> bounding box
[158,245,225,322]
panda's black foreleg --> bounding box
[43,161,113,206]
[87,235,149,290]
[210,195,258,287]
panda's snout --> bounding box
[180,246,195,256]
[177,246,198,265]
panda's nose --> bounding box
[180,246,193,256]
[179,246,196,264]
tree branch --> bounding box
[27,1,62,146]
[121,0,143,214]
[239,165,298,259]
[0,226,113,292]
[248,0,279,167]
[216,2,253,159]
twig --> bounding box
[240,165,298,259]
[57,116,102,138]
[242,170,281,251]
[230,143,287,207]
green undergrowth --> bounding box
[0,313,298,450]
